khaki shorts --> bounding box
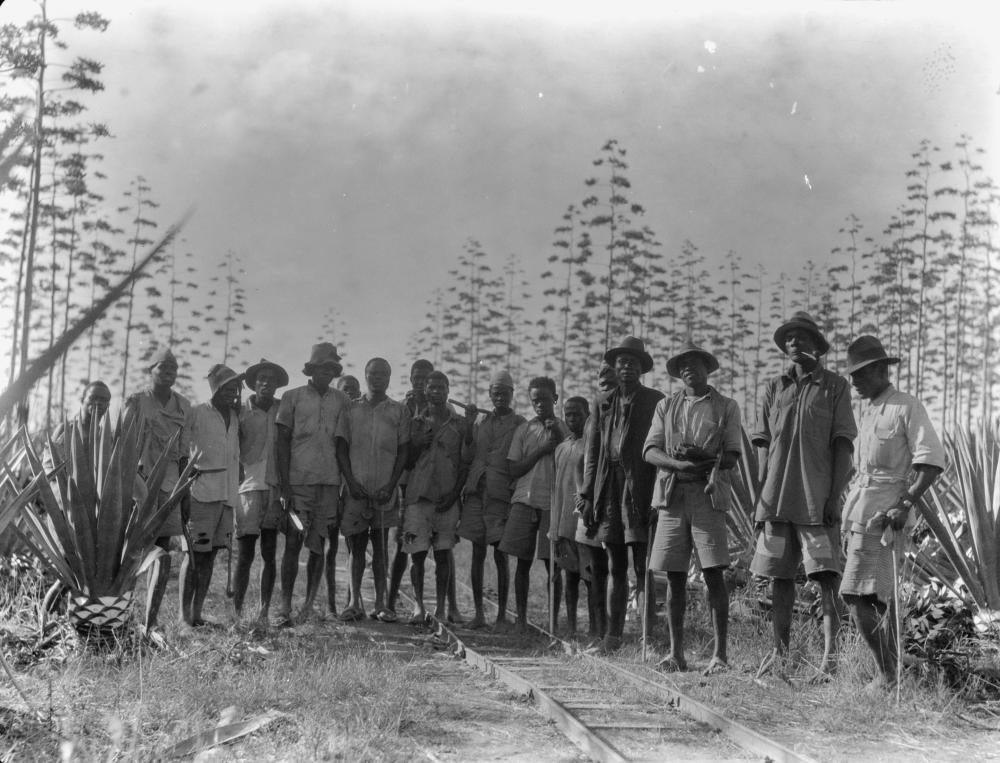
[154,490,184,539]
[649,483,730,573]
[750,520,842,579]
[235,488,282,537]
[458,494,510,546]
[340,492,398,537]
[402,499,460,553]
[188,498,232,551]
[292,484,340,554]
[498,503,551,561]
[840,525,898,604]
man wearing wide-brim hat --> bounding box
[124,345,192,633]
[274,342,351,626]
[578,336,664,652]
[643,340,742,674]
[232,359,289,623]
[839,335,944,689]
[749,311,857,680]
[181,363,245,626]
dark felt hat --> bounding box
[666,339,720,379]
[244,358,289,390]
[845,335,900,375]
[603,336,654,374]
[206,364,244,395]
[302,342,343,377]
[773,311,830,356]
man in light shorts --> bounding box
[336,358,411,622]
[750,312,857,680]
[644,341,741,674]
[839,336,944,689]
[234,359,288,623]
[500,377,568,634]
[458,369,524,630]
[124,347,191,632]
[183,364,243,626]
[275,343,351,625]
[402,371,470,623]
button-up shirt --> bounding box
[343,394,411,493]
[239,395,280,493]
[406,409,467,504]
[276,383,350,486]
[508,418,567,510]
[187,402,239,505]
[842,384,945,528]
[124,388,191,491]
[551,435,585,539]
[752,365,857,525]
[463,410,526,500]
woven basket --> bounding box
[68,591,134,643]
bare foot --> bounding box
[755,650,791,684]
[466,614,487,630]
[433,607,447,621]
[492,618,514,634]
[409,609,428,626]
[447,610,466,625]
[657,654,688,672]
[702,656,729,676]
[809,656,838,684]
[514,618,529,635]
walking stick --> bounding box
[226,533,234,598]
[549,530,557,635]
[642,514,655,662]
[881,524,903,705]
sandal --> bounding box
[339,606,364,622]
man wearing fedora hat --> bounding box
[125,347,192,633]
[644,340,742,674]
[840,335,944,688]
[233,359,289,623]
[751,311,857,679]
[182,363,244,626]
[275,342,351,625]
[579,336,664,652]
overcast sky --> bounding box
[2,0,997,402]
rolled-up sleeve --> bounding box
[907,401,945,469]
[722,399,742,453]
[830,376,858,446]
[643,398,668,458]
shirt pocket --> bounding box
[802,401,832,444]
[872,423,900,468]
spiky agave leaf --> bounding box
[94,419,126,588]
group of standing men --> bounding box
[103,308,942,689]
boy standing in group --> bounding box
[500,377,568,634]
[234,359,288,623]
[459,370,524,630]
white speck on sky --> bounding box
[803,174,813,190]
[704,40,717,54]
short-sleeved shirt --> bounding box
[463,410,526,500]
[552,436,585,539]
[508,418,567,510]
[343,394,411,493]
[239,395,280,493]
[125,388,191,491]
[752,365,857,525]
[275,383,350,486]
[406,409,468,504]
[842,384,945,527]
[187,402,240,505]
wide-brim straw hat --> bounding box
[603,336,653,374]
[845,335,900,374]
[302,342,343,376]
[666,340,720,379]
[207,364,245,395]
[244,358,289,390]
[773,311,830,356]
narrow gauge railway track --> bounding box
[380,562,816,763]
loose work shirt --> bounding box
[463,410,525,500]
[239,395,280,493]
[125,388,191,491]
[508,418,567,510]
[188,402,240,505]
[343,394,411,493]
[406,410,467,504]
[842,384,945,528]
[752,365,857,525]
[276,383,350,486]
[551,436,585,539]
